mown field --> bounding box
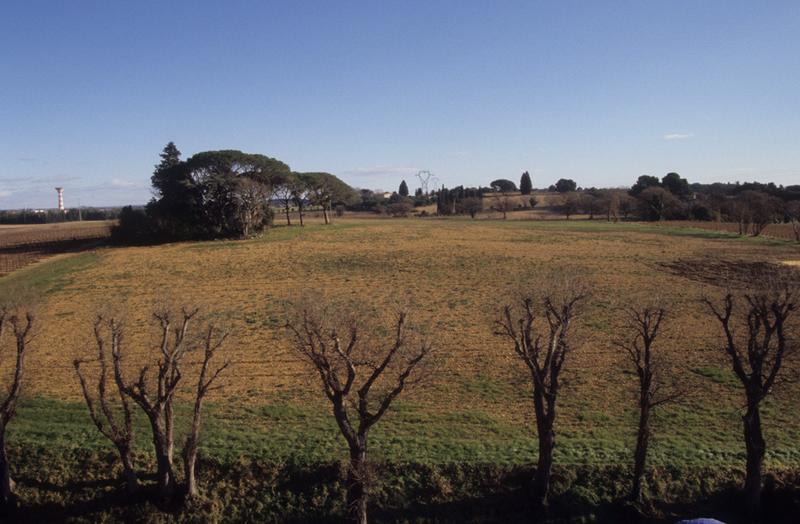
[1,218,799,522]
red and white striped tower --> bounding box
[55,187,64,212]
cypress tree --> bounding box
[520,171,533,195]
[399,180,409,197]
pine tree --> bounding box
[155,142,181,174]
[399,180,409,197]
[520,171,533,195]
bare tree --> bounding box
[74,316,137,493]
[493,284,586,508]
[559,192,580,220]
[703,285,797,518]
[613,305,682,502]
[492,195,514,220]
[182,325,230,499]
[0,309,33,507]
[112,307,196,499]
[286,304,432,524]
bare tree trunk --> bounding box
[532,393,555,507]
[117,443,137,494]
[346,445,368,524]
[322,205,330,225]
[0,429,13,507]
[743,401,765,518]
[149,419,175,498]
[284,202,292,226]
[631,403,650,502]
[184,444,198,499]
[298,203,305,226]
[532,419,554,507]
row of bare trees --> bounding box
[495,279,796,522]
[0,280,795,522]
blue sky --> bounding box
[1,1,798,209]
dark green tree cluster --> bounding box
[490,179,517,192]
[114,143,356,242]
[435,186,483,215]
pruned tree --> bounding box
[0,309,33,508]
[108,307,229,501]
[286,304,432,524]
[613,304,682,502]
[493,284,587,507]
[703,285,797,518]
[112,308,197,498]
[182,325,230,499]
[74,316,137,493]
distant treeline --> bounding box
[111,142,800,243]
[0,208,121,225]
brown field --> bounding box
[1,218,799,466]
[0,220,112,276]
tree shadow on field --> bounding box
[5,472,165,523]
[659,258,800,288]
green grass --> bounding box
[10,395,800,470]
[0,251,101,302]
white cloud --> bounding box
[340,165,421,178]
[110,178,141,188]
[0,190,11,198]
[663,133,693,140]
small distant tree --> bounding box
[494,282,587,507]
[274,173,302,226]
[737,191,779,236]
[520,171,533,195]
[492,195,514,220]
[580,193,599,219]
[0,310,33,508]
[618,193,636,220]
[459,197,482,219]
[560,192,580,219]
[637,187,679,221]
[398,180,409,197]
[286,304,432,524]
[490,179,518,193]
[614,304,682,502]
[703,284,797,518]
[387,201,413,217]
[74,317,137,493]
[529,196,539,209]
[300,172,358,225]
[554,179,577,193]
